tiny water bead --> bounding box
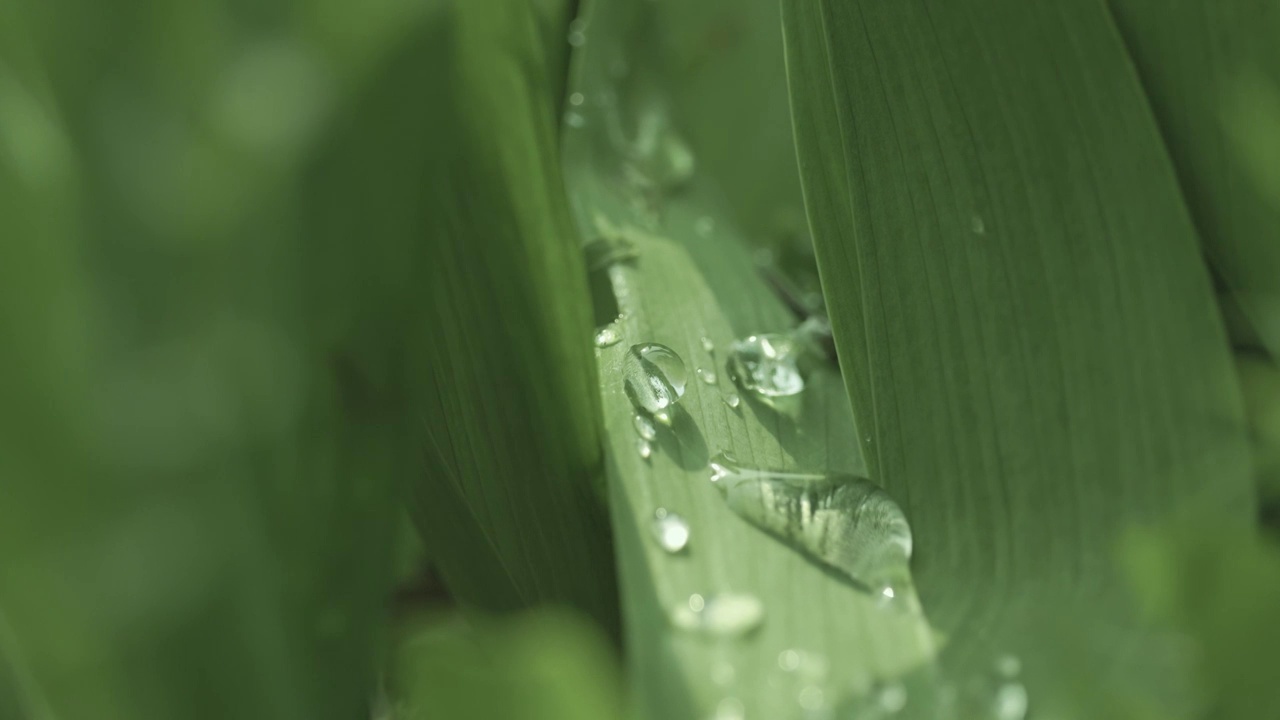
[726,333,804,398]
[624,342,688,418]
[700,335,716,353]
[633,413,657,441]
[697,367,718,385]
[672,592,764,637]
[651,508,690,553]
[569,92,585,106]
[595,326,622,348]
[723,391,741,409]
[708,453,912,594]
[638,439,653,461]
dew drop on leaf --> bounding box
[708,453,912,594]
[671,592,763,637]
[650,508,689,553]
[726,334,804,398]
[637,439,653,461]
[595,326,621,348]
[624,342,687,416]
[633,413,657,441]
[697,367,717,385]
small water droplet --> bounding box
[672,592,764,637]
[638,439,653,460]
[723,391,741,409]
[569,92,585,106]
[565,111,585,128]
[567,18,587,46]
[778,649,802,672]
[971,214,986,235]
[726,334,804,398]
[995,654,1022,678]
[595,326,621,348]
[878,683,908,713]
[700,336,715,353]
[633,413,657,441]
[713,697,746,720]
[697,367,717,385]
[651,509,690,553]
[993,683,1028,720]
[708,453,912,593]
[798,686,826,711]
[624,342,688,416]
[696,217,715,236]
[654,409,672,426]
[711,660,736,687]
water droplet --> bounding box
[993,683,1028,720]
[654,409,672,426]
[971,214,986,235]
[569,92,585,106]
[638,439,653,461]
[878,683,908,713]
[624,343,688,416]
[708,453,912,593]
[595,326,621,348]
[567,18,587,46]
[696,217,715,236]
[633,413,657,441]
[672,592,764,637]
[700,336,716,353]
[565,111,585,128]
[726,334,804,398]
[697,367,717,385]
[711,660,736,687]
[713,697,746,720]
[778,649,802,672]
[798,686,826,711]
[995,654,1022,678]
[651,508,690,553]
[723,391,741,409]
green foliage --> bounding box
[782,0,1253,663]
[408,0,617,628]
[390,609,624,720]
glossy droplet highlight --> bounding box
[624,343,688,416]
[672,592,763,637]
[651,508,690,553]
[638,439,653,461]
[697,367,717,385]
[700,335,716,353]
[595,326,621,348]
[708,453,912,593]
[633,413,657,441]
[723,391,741,409]
[727,334,804,398]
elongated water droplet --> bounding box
[700,335,715,353]
[697,367,717,385]
[638,439,653,461]
[727,334,804,398]
[651,508,690,553]
[633,413,657,441]
[595,326,621,348]
[672,592,763,637]
[624,342,687,416]
[708,453,911,593]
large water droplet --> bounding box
[651,508,689,553]
[726,334,804,398]
[672,592,764,637]
[633,413,657,441]
[708,453,912,593]
[624,342,688,416]
[595,326,621,348]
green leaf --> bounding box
[409,0,618,628]
[1107,0,1280,357]
[562,2,936,718]
[782,0,1254,661]
[391,608,625,720]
